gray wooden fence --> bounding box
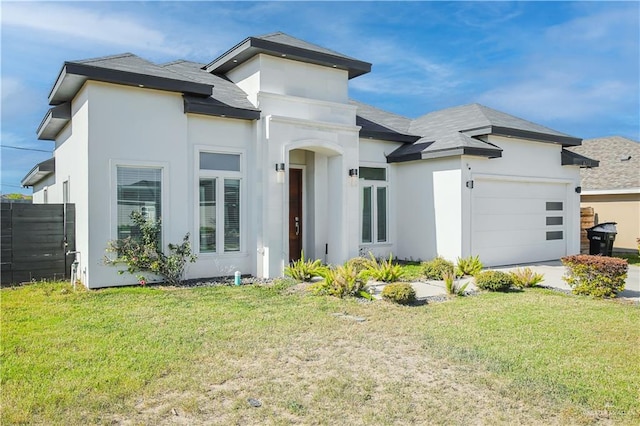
[1,203,75,285]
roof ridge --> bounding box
[349,99,411,121]
[71,52,137,64]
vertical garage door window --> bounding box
[546,201,564,240]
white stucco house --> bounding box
[22,32,597,288]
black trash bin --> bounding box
[586,222,617,256]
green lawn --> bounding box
[614,252,640,266]
[2,281,639,424]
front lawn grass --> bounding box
[2,281,639,424]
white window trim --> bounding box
[359,164,389,246]
[194,145,247,256]
[110,160,169,245]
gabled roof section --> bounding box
[21,158,54,187]
[48,53,213,105]
[351,100,420,144]
[567,136,639,190]
[410,103,581,147]
[204,32,372,79]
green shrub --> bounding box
[105,211,197,285]
[284,251,326,282]
[456,255,483,277]
[509,267,544,288]
[345,256,371,274]
[421,257,454,280]
[312,263,368,298]
[443,270,469,297]
[381,282,416,305]
[362,253,404,283]
[474,270,513,292]
[561,255,628,298]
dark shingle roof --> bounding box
[350,100,412,134]
[384,103,582,162]
[204,31,371,79]
[256,32,361,61]
[351,100,419,143]
[48,53,213,105]
[160,60,258,112]
[74,53,195,81]
[567,136,640,190]
[410,103,580,146]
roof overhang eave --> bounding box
[490,126,581,146]
[21,158,55,187]
[421,146,503,160]
[37,103,71,140]
[48,62,214,105]
[360,130,421,144]
[204,37,372,79]
[183,95,261,120]
[561,149,599,168]
[581,188,640,196]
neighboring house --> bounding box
[22,32,597,288]
[568,136,640,252]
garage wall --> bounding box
[462,136,582,266]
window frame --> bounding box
[111,161,166,246]
[359,165,389,245]
[195,146,245,255]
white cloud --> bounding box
[1,2,181,55]
[475,3,638,135]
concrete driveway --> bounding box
[396,260,640,301]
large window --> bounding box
[360,167,388,244]
[199,152,242,253]
[117,167,162,240]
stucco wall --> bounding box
[395,157,462,262]
[581,193,640,251]
[80,82,255,287]
[47,86,90,283]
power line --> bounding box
[1,145,52,153]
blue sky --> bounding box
[1,1,638,194]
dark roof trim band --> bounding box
[183,96,261,120]
[359,129,421,143]
[490,125,581,147]
[561,149,599,168]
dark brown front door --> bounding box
[289,168,303,262]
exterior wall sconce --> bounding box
[275,163,285,184]
[349,168,358,186]
[575,186,582,194]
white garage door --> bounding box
[471,178,568,266]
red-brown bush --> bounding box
[561,255,628,298]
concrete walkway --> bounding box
[371,261,640,301]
